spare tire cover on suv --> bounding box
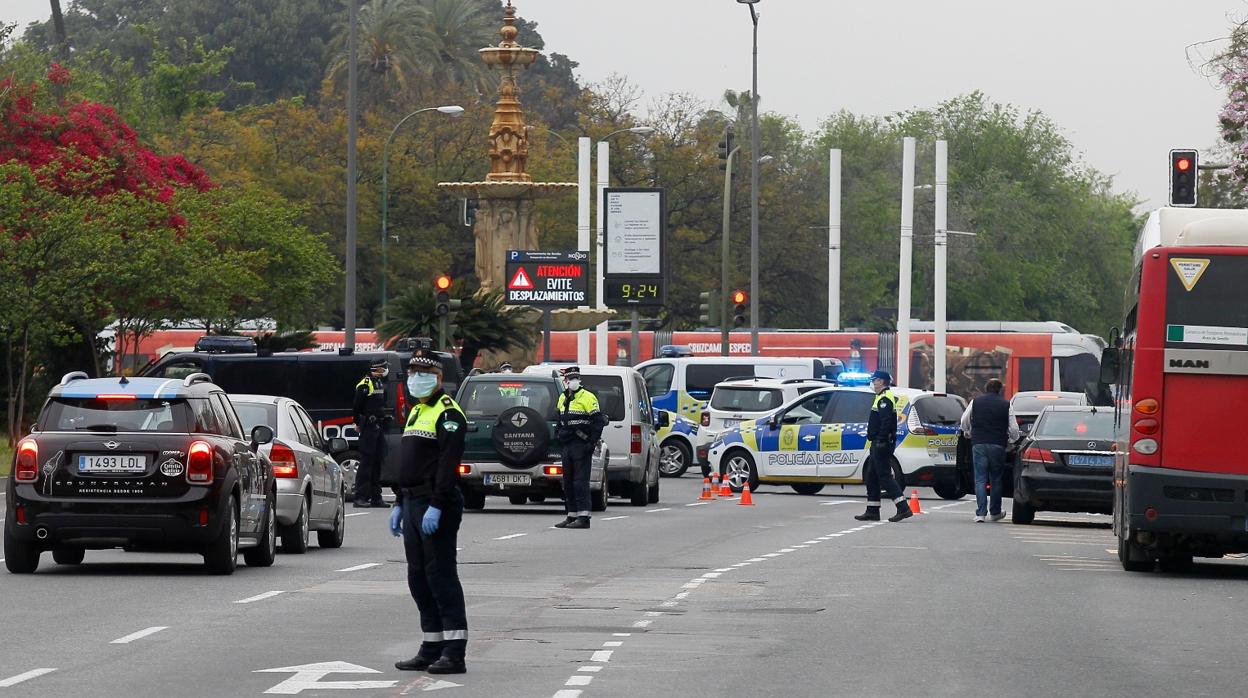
[492,406,551,467]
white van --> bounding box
[524,365,662,506]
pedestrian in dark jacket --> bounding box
[959,378,1021,522]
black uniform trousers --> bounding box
[864,444,903,506]
[561,440,593,515]
[353,422,387,502]
[401,490,467,659]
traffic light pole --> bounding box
[747,4,761,357]
[542,309,552,363]
[721,145,740,357]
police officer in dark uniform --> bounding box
[352,358,391,508]
[855,370,913,523]
[554,366,607,530]
[392,349,469,675]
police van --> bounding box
[636,356,840,422]
[706,386,967,498]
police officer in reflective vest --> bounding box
[855,370,914,523]
[352,358,390,508]
[554,366,607,530]
[391,349,469,675]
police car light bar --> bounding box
[835,371,872,386]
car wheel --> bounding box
[1011,498,1036,525]
[1117,526,1154,572]
[337,450,362,493]
[317,491,346,549]
[3,524,40,574]
[204,495,239,575]
[790,483,825,496]
[591,467,609,512]
[52,548,85,565]
[281,495,310,554]
[723,450,759,493]
[244,497,278,568]
[463,488,486,511]
[508,494,528,505]
[659,439,691,478]
[529,495,547,504]
[932,480,965,500]
[648,477,660,504]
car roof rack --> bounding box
[183,372,214,387]
[60,371,89,386]
[722,376,759,383]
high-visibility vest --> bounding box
[405,394,465,440]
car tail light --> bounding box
[270,441,298,478]
[198,508,210,526]
[1134,398,1160,415]
[1133,418,1159,436]
[15,505,27,524]
[186,440,214,484]
[396,385,407,425]
[544,465,563,476]
[457,464,472,475]
[631,424,642,454]
[1022,447,1054,464]
[701,411,710,427]
[14,438,38,482]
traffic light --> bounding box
[1169,149,1198,207]
[717,127,735,171]
[434,274,452,316]
[462,198,480,227]
[698,291,718,326]
[731,289,748,328]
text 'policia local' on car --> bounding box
[5,373,279,575]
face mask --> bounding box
[566,379,581,392]
[407,373,438,398]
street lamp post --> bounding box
[738,0,762,355]
[379,105,464,323]
[344,0,358,353]
[720,150,772,356]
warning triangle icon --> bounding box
[1170,258,1209,292]
[508,267,534,290]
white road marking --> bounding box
[660,601,678,607]
[931,500,971,510]
[802,540,822,544]
[819,500,854,506]
[852,545,928,550]
[553,691,582,698]
[761,553,782,558]
[702,572,722,578]
[674,592,690,599]
[645,611,664,617]
[645,508,671,513]
[579,666,604,672]
[601,516,629,521]
[686,502,710,507]
[110,626,168,644]
[494,533,527,540]
[632,620,652,628]
[714,567,733,572]
[256,661,396,695]
[0,669,56,688]
[236,590,284,604]
[590,650,614,662]
[746,557,767,562]
[612,633,632,637]
[566,676,593,686]
[344,512,370,518]
[604,641,623,647]
[731,562,750,567]
[779,548,797,552]
[336,563,381,572]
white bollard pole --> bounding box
[828,149,841,331]
[896,136,915,389]
[595,141,610,366]
[577,137,591,366]
[934,140,948,394]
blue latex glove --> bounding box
[389,505,403,537]
[421,506,442,536]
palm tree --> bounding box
[375,285,440,346]
[376,286,535,371]
[411,0,499,95]
[325,0,428,105]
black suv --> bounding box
[5,373,278,574]
[139,347,463,492]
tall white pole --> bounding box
[896,136,915,389]
[934,140,948,394]
[576,137,591,366]
[828,149,841,331]
[595,141,610,366]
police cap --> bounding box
[559,366,581,379]
[369,358,388,370]
[408,349,442,371]
[869,370,892,384]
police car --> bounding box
[655,412,699,478]
[706,387,966,497]
[695,377,833,476]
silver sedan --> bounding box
[231,394,349,553]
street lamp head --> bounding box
[735,0,760,4]
[757,155,774,165]
[628,126,656,135]
[437,105,466,117]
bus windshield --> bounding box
[1165,255,1248,351]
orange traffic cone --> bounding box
[711,472,721,493]
[908,489,922,514]
[738,484,754,506]
[719,475,733,498]
[699,477,714,501]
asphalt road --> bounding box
[3,478,1247,697]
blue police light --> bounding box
[835,371,872,386]
[658,345,693,358]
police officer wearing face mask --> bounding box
[854,370,913,523]
[352,358,391,508]
[391,349,469,675]
[554,366,607,530]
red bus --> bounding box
[1108,207,1248,572]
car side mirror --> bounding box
[327,437,349,454]
[250,425,274,450]
[655,411,670,428]
[1099,347,1119,384]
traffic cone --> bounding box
[711,472,721,493]
[738,484,754,506]
[908,489,922,514]
[699,477,714,501]
[719,475,733,498]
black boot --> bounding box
[427,656,467,674]
[565,516,591,529]
[554,516,576,528]
[888,502,914,522]
[395,642,444,671]
[854,507,880,521]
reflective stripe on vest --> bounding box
[404,395,465,440]
[558,390,599,425]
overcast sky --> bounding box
[5,0,1242,208]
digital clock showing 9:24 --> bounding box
[604,277,665,306]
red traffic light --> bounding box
[731,289,747,304]
[435,274,452,291]
[1176,158,1191,172]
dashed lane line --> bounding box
[494,533,528,540]
[0,669,56,688]
[344,512,371,518]
[110,626,168,644]
[601,516,629,521]
[819,500,855,506]
[234,591,284,604]
[336,563,382,572]
[645,508,671,513]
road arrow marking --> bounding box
[256,661,398,695]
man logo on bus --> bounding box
[1170,358,1210,369]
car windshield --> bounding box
[1012,394,1083,414]
[232,402,277,434]
[39,397,190,433]
[460,380,558,418]
[1034,410,1116,440]
[711,387,783,412]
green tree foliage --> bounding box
[377,287,534,371]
